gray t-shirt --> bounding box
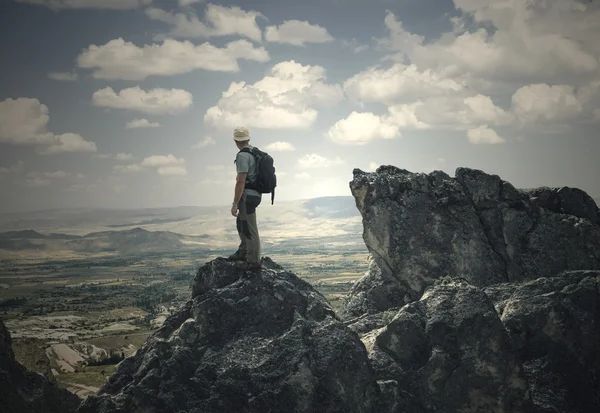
[235,145,261,198]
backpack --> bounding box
[237,146,277,205]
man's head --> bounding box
[233,127,250,149]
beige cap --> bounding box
[233,127,250,141]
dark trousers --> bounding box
[236,194,261,264]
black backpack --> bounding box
[236,146,277,205]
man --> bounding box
[229,127,262,270]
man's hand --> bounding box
[231,205,238,217]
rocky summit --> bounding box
[342,166,600,317]
[0,319,80,413]
[77,257,379,413]
[2,166,600,413]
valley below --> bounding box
[0,197,369,399]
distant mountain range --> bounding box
[0,227,212,254]
[0,197,365,257]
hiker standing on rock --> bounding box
[229,127,263,270]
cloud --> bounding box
[48,71,78,81]
[341,38,369,54]
[467,125,505,144]
[92,87,193,115]
[265,141,296,152]
[343,63,463,105]
[179,0,203,6]
[146,4,263,42]
[265,20,334,46]
[141,154,185,167]
[126,118,161,129]
[377,5,599,85]
[511,84,583,124]
[0,98,55,145]
[0,98,96,153]
[158,166,188,176]
[114,164,143,173]
[205,60,343,129]
[16,0,150,10]
[326,111,400,146]
[115,153,133,161]
[36,133,98,155]
[77,38,269,80]
[192,136,216,149]
[298,154,344,168]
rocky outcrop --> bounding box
[78,258,379,413]
[0,318,80,413]
[485,270,600,413]
[346,279,533,413]
[342,166,600,317]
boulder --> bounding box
[485,270,600,413]
[0,318,80,413]
[346,279,533,413]
[77,258,379,413]
[342,166,600,318]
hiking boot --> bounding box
[227,251,247,261]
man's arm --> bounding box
[233,172,247,205]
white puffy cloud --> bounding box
[48,71,78,81]
[158,166,188,176]
[389,94,511,130]
[126,118,161,129]
[297,154,344,168]
[192,136,216,148]
[265,20,334,46]
[92,87,193,115]
[511,84,583,124]
[265,141,296,152]
[77,38,269,80]
[378,4,599,85]
[205,60,342,129]
[343,63,463,104]
[0,98,96,154]
[0,98,55,145]
[36,133,98,155]
[146,4,263,42]
[327,111,400,146]
[16,0,150,10]
[467,125,505,144]
[141,154,185,167]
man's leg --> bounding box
[244,195,261,265]
[229,198,247,260]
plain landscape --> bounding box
[0,195,368,398]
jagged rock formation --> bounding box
[346,278,533,413]
[78,258,379,413]
[342,166,600,317]
[0,319,80,413]
[485,270,600,413]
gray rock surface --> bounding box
[347,279,533,413]
[485,270,600,413]
[0,318,80,413]
[77,257,379,413]
[342,166,600,318]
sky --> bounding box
[0,0,599,213]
